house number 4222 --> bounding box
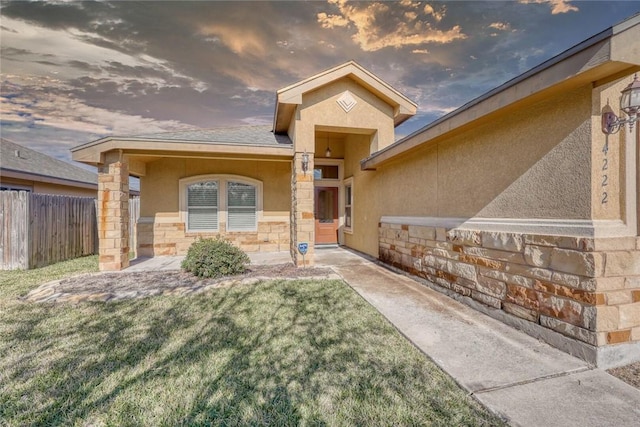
[601,140,608,204]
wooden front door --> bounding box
[315,187,338,245]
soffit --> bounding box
[72,138,293,166]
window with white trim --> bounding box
[344,177,353,232]
[187,181,219,231]
[181,175,261,233]
[227,181,257,231]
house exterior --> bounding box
[72,15,640,368]
[1,138,98,197]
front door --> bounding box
[315,187,338,244]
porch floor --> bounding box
[125,251,292,272]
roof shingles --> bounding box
[1,139,97,185]
[127,125,291,147]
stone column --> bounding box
[290,152,315,266]
[98,155,130,271]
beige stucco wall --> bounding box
[137,157,292,256]
[140,157,291,217]
[348,83,596,258]
[292,78,396,154]
[0,176,97,197]
[591,74,636,222]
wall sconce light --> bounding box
[325,146,332,157]
[602,73,640,134]
[301,151,309,174]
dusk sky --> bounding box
[2,0,640,170]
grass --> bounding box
[0,257,503,426]
[0,255,99,301]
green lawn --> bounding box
[0,257,503,426]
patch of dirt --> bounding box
[24,263,336,303]
[608,362,640,390]
[58,264,332,293]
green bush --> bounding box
[181,237,250,278]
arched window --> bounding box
[180,175,262,233]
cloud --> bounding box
[519,0,579,15]
[317,0,465,52]
[400,0,421,8]
[1,76,194,136]
[489,22,511,31]
[198,23,269,56]
[424,4,446,22]
[317,12,350,29]
[240,115,273,126]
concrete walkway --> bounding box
[314,247,640,427]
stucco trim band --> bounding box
[381,216,636,238]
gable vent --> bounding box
[337,91,357,113]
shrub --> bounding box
[181,237,250,278]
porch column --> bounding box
[98,154,130,271]
[291,151,315,266]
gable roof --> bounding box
[273,61,417,133]
[1,138,97,188]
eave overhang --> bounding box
[0,168,98,190]
[361,14,640,171]
[71,137,294,171]
[273,61,417,134]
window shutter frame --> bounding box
[227,181,257,231]
[187,181,219,231]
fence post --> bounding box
[129,196,140,259]
[0,191,29,269]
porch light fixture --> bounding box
[602,73,640,134]
[325,146,332,157]
[301,151,309,174]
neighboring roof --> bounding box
[1,138,98,188]
[116,125,292,146]
[361,13,640,170]
[274,61,417,133]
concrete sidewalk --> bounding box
[125,251,292,272]
[316,247,640,427]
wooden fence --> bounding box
[1,192,141,270]
[129,196,140,257]
[0,192,98,270]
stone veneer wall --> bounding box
[138,220,290,257]
[379,221,640,366]
[290,152,315,266]
[97,161,130,271]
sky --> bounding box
[2,0,640,171]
